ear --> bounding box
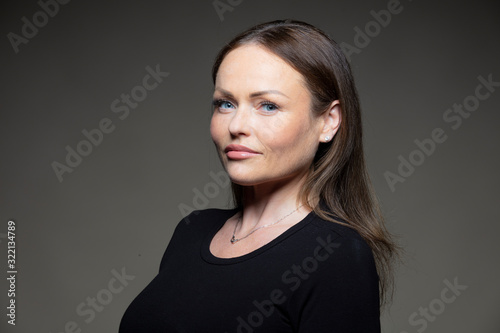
[319,100,342,143]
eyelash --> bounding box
[212,99,280,113]
[212,99,233,109]
[260,100,280,112]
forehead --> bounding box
[215,44,306,93]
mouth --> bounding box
[224,144,261,160]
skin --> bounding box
[210,44,341,258]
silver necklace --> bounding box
[230,205,303,244]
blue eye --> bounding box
[221,101,234,109]
[261,102,279,112]
[263,103,278,112]
[213,99,235,110]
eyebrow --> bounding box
[214,88,290,99]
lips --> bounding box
[224,144,258,154]
[224,144,260,160]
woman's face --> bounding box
[210,44,337,187]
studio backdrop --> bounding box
[1,0,499,332]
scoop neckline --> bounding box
[200,209,316,265]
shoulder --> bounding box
[306,213,375,263]
[291,212,379,294]
[283,213,381,330]
[285,213,380,328]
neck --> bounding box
[238,170,311,233]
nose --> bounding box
[228,105,252,138]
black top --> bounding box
[119,208,380,332]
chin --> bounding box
[225,170,269,187]
[226,175,261,187]
[226,170,294,188]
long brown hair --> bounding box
[212,19,399,307]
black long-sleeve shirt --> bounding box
[119,208,380,332]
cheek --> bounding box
[257,115,287,142]
[265,117,318,161]
[210,114,224,145]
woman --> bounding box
[119,19,398,332]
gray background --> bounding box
[1,0,499,332]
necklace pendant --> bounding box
[230,236,237,244]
